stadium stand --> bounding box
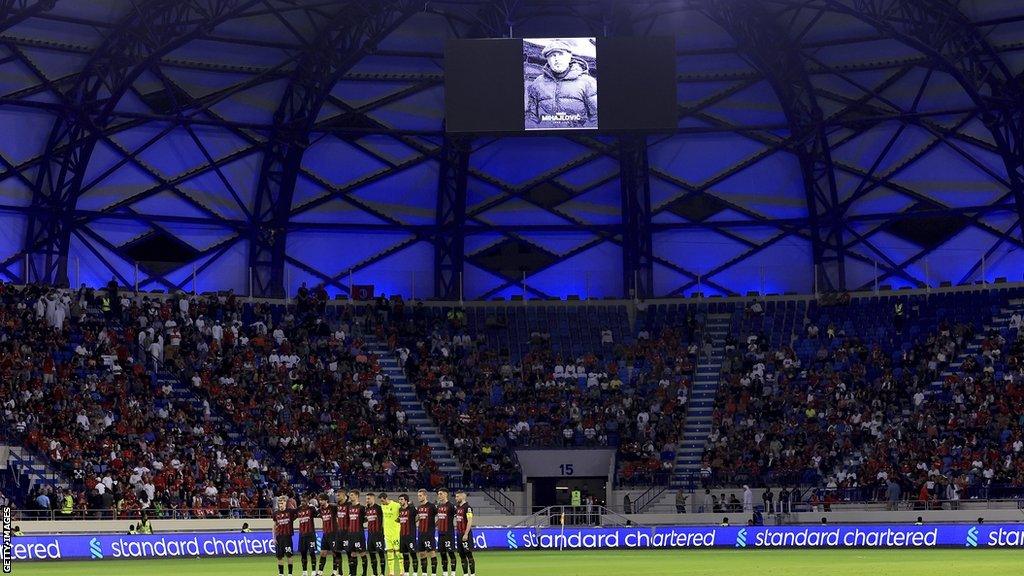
[4,281,1024,519]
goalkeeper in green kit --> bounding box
[380,493,402,576]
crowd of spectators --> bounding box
[6,279,1024,516]
[701,295,1024,504]
[387,307,702,486]
[0,282,284,519]
[0,282,439,518]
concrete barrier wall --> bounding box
[621,509,1024,526]
[18,515,532,535]
[17,509,1024,535]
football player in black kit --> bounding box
[397,494,418,576]
[365,493,386,576]
[317,493,339,576]
[347,489,368,576]
[434,489,457,576]
[415,489,437,576]
[298,497,319,576]
[454,491,476,576]
[273,496,296,575]
[335,491,350,576]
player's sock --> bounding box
[410,554,418,576]
[288,564,294,575]
[430,556,438,576]
[440,552,448,576]
[362,555,369,576]
[378,551,387,576]
[370,553,379,576]
[279,566,285,576]
[319,556,327,573]
[349,556,358,576]
[301,554,308,573]
[467,551,475,576]
[402,553,410,576]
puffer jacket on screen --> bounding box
[525,58,597,129]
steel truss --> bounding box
[0,0,1020,297]
[775,0,1024,288]
[22,0,263,286]
[250,0,422,298]
[700,0,845,292]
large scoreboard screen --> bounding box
[445,36,676,134]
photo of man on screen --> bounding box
[524,38,598,130]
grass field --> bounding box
[8,549,1024,576]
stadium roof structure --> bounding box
[0,0,1021,300]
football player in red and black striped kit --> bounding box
[298,497,319,576]
[415,489,436,576]
[434,489,457,576]
[347,489,368,576]
[454,491,476,576]
[335,491,350,575]
[365,493,386,576]
[317,494,339,576]
[273,496,297,576]
[397,494,418,576]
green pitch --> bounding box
[9,549,1024,576]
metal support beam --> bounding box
[620,135,653,299]
[249,0,421,298]
[0,0,56,34]
[815,0,1024,239]
[430,0,520,299]
[434,133,469,300]
[24,0,258,286]
[701,0,845,291]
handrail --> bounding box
[512,505,639,528]
[481,487,516,515]
[632,485,667,514]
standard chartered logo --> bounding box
[735,529,747,548]
[89,538,104,559]
[506,531,518,549]
[966,527,979,548]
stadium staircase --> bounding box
[671,312,731,487]
[0,444,66,502]
[928,296,1024,397]
[364,340,462,479]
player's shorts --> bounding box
[367,534,385,553]
[385,534,400,552]
[437,534,455,553]
[275,535,294,559]
[337,534,350,553]
[320,531,336,552]
[456,533,475,553]
[347,533,366,554]
[299,533,318,555]
[416,534,434,552]
[400,535,416,554]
